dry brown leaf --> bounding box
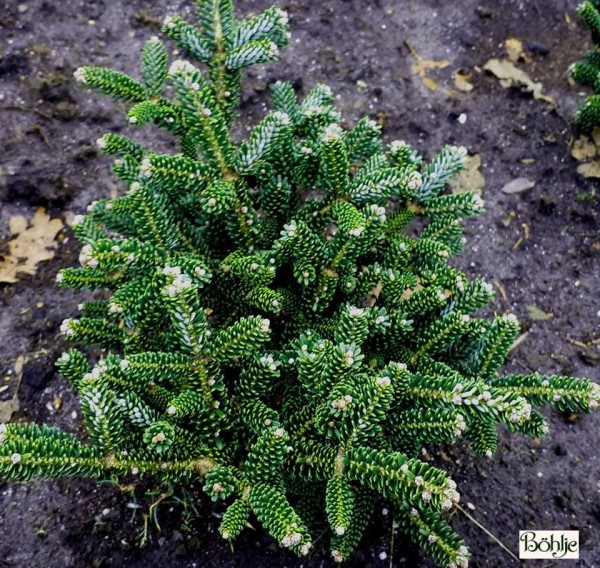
[577,161,600,179]
[501,177,536,194]
[505,38,526,63]
[571,135,597,161]
[0,208,63,283]
[0,355,23,423]
[526,305,553,321]
[406,41,450,91]
[421,76,440,91]
[483,58,554,104]
[449,154,485,195]
[453,69,474,92]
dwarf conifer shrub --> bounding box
[1,2,599,566]
[570,0,600,131]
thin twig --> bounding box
[0,104,55,120]
[455,504,521,564]
[389,517,396,568]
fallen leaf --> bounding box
[571,135,597,161]
[577,161,600,178]
[453,69,474,92]
[505,37,525,62]
[526,305,553,321]
[406,41,450,91]
[421,76,440,91]
[0,208,63,283]
[449,154,485,195]
[0,356,23,423]
[483,58,554,104]
[501,177,536,194]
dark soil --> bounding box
[1,0,599,567]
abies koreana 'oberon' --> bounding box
[1,2,598,566]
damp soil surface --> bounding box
[1,0,599,567]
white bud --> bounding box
[140,158,152,177]
[273,111,290,125]
[348,306,364,317]
[390,140,407,152]
[376,376,391,387]
[348,226,365,237]
[73,67,87,83]
[163,15,176,29]
[472,194,485,211]
[322,123,343,143]
[300,543,312,556]
[60,319,75,337]
[168,59,194,75]
[267,41,279,58]
[275,7,289,25]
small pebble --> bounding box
[379,551,388,560]
[18,4,28,13]
[458,113,467,124]
[467,502,475,510]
